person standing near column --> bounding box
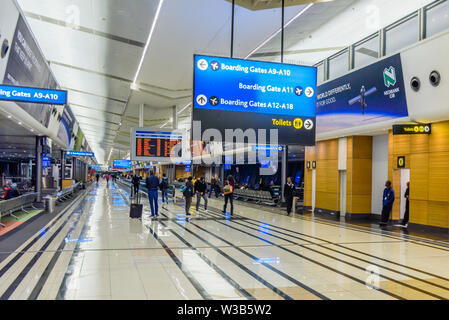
[401,182,410,228]
[284,177,295,216]
[145,170,160,219]
[380,181,395,226]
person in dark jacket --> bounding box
[184,177,194,216]
[5,183,20,200]
[132,175,141,198]
[401,182,410,228]
[284,177,295,216]
[160,174,169,205]
[208,176,219,199]
[195,177,208,212]
[145,171,159,219]
[380,181,395,226]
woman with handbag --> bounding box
[222,175,235,216]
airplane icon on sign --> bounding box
[211,61,220,71]
[295,87,303,96]
[209,96,219,106]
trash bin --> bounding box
[44,196,56,214]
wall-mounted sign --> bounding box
[306,161,311,169]
[193,55,317,145]
[397,156,406,168]
[393,124,431,135]
[113,160,132,170]
[312,161,316,169]
[0,84,67,105]
[131,128,187,162]
[316,53,408,134]
[66,151,94,157]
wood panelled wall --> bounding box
[305,136,373,216]
[305,139,339,212]
[388,121,449,229]
[347,136,373,216]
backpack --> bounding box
[183,185,194,197]
[180,185,187,194]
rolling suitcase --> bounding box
[130,192,143,219]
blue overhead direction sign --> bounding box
[0,84,68,105]
[66,151,94,157]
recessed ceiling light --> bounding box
[18,121,22,125]
[7,115,12,119]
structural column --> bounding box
[281,145,288,203]
[35,136,44,202]
[172,105,178,130]
[60,150,66,190]
[139,104,145,127]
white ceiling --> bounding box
[16,0,429,164]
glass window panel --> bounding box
[354,34,379,69]
[426,1,449,38]
[328,50,348,80]
[385,15,419,55]
[316,63,325,85]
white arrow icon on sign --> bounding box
[304,119,314,130]
[197,95,208,106]
[305,87,315,98]
[197,59,208,71]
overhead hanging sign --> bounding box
[393,124,431,135]
[0,84,67,105]
[113,160,132,170]
[193,55,317,145]
[131,128,188,162]
[66,151,94,157]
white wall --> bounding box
[338,137,348,171]
[371,134,389,215]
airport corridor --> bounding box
[0,182,448,300]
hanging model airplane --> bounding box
[348,86,377,115]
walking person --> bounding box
[132,174,141,198]
[380,181,395,226]
[160,173,169,206]
[195,177,208,212]
[145,171,160,219]
[401,182,410,228]
[95,174,100,185]
[183,177,194,216]
[222,175,235,216]
[105,174,110,188]
[284,177,295,216]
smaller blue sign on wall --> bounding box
[0,84,68,105]
[66,151,94,157]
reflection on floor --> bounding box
[0,181,448,300]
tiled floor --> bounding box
[1,181,448,300]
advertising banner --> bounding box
[57,105,76,146]
[193,55,317,145]
[316,53,408,133]
[2,15,58,127]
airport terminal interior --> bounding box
[1,0,449,302]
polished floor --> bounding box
[0,181,448,300]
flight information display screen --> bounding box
[193,55,317,145]
[131,129,185,162]
[135,137,181,158]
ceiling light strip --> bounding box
[244,3,314,59]
[133,0,165,84]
